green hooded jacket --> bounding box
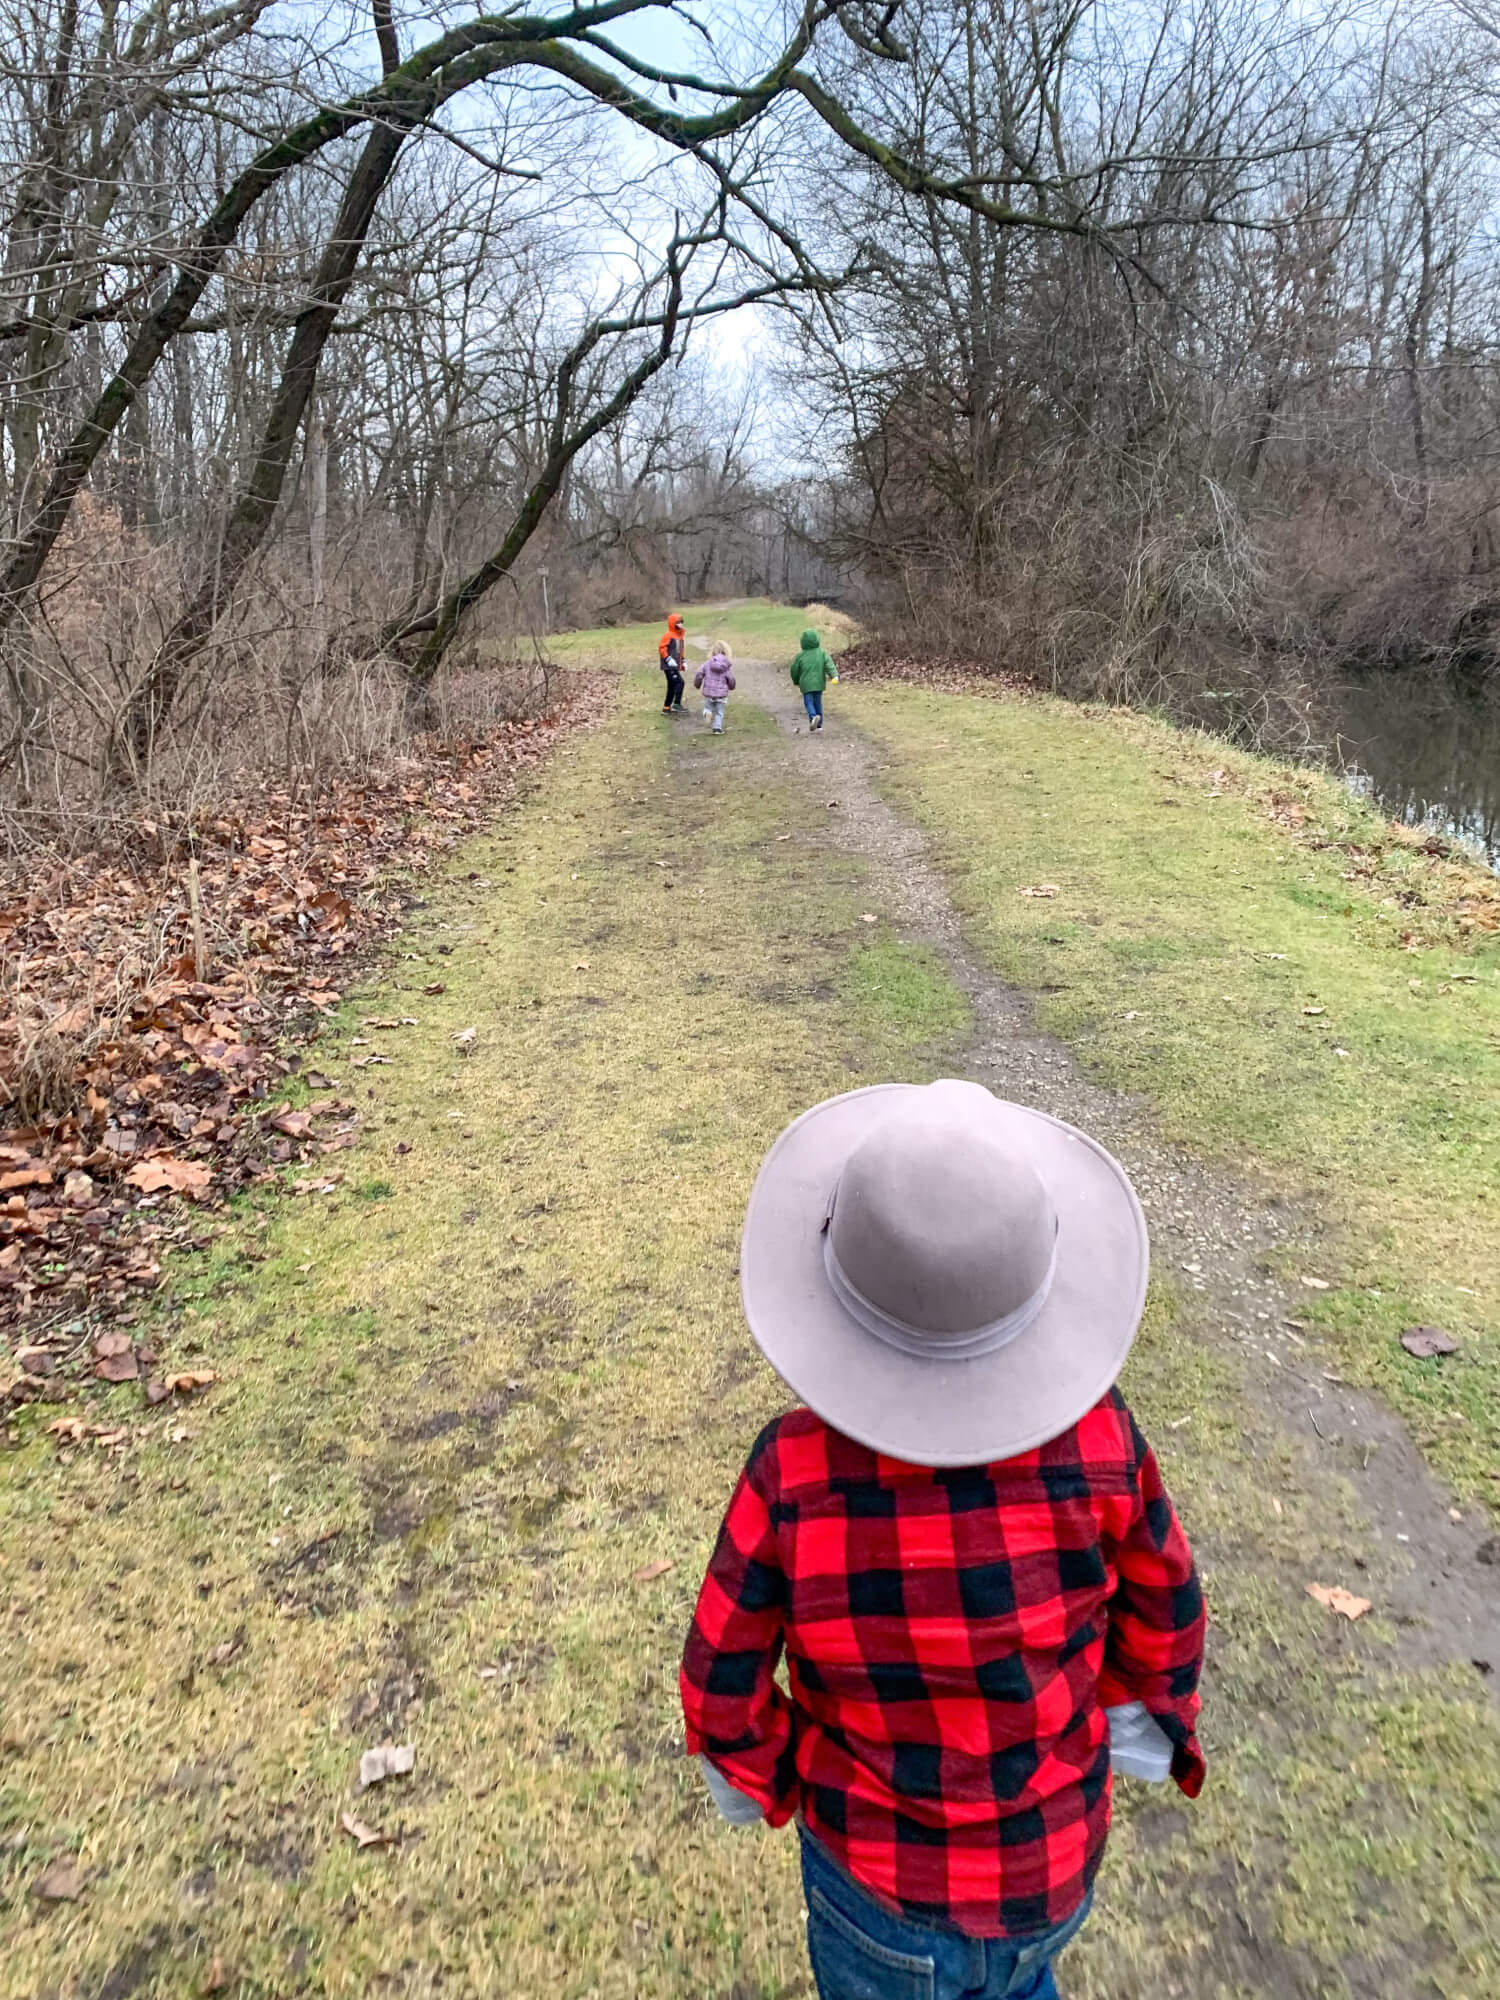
[790,629,836,693]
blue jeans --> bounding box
[800,1830,1091,2000]
[803,689,823,724]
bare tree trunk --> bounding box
[390,263,688,701]
[308,397,329,653]
[107,113,409,781]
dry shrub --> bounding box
[1,969,142,1126]
[558,547,673,631]
[0,516,567,860]
[863,462,1340,757]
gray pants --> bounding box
[702,695,727,732]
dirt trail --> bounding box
[736,651,1500,1684]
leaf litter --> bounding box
[0,680,608,1417]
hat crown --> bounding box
[827,1081,1057,1342]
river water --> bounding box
[1325,675,1500,871]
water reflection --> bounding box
[1326,675,1500,871]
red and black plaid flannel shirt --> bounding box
[680,1395,1205,1938]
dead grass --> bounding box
[2,640,1498,1998]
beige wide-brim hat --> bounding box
[740,1079,1149,1467]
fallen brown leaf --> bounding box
[340,1810,391,1849]
[1400,1325,1460,1358]
[359,1742,416,1788]
[31,1856,84,1900]
[1018,884,1061,899]
[632,1559,675,1583]
[201,1955,233,1994]
[1306,1582,1371,1620]
[126,1157,212,1196]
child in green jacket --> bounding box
[790,628,837,731]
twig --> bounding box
[280,1526,342,1573]
[187,858,208,980]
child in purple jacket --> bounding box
[694,640,736,734]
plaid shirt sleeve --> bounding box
[680,1427,799,1823]
[1097,1420,1207,1796]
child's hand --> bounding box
[1105,1702,1173,1782]
[699,1756,764,1826]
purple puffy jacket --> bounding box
[694,653,736,698]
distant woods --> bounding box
[0,0,850,812]
[2,0,1496,818]
[792,1,1500,744]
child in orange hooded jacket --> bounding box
[658,613,686,714]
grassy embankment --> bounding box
[1,603,1497,1999]
[846,677,1500,1508]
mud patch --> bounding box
[346,1633,430,1735]
[368,1492,434,1543]
[95,1931,176,2000]
[241,1833,309,1884]
[470,1380,531,1433]
[399,1408,464,1443]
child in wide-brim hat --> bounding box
[681,1079,1205,2000]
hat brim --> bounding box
[740,1086,1148,1467]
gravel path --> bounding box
[736,651,1500,1684]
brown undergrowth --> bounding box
[0,671,613,1417]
